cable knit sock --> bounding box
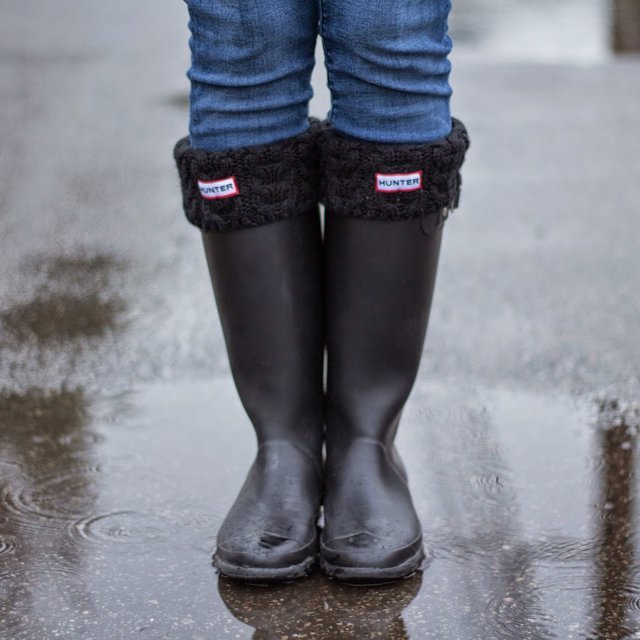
[319,118,469,225]
[174,119,323,232]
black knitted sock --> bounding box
[319,118,470,222]
[173,119,323,232]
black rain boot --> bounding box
[318,119,469,582]
[173,121,324,581]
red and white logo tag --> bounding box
[198,176,239,200]
[375,171,423,193]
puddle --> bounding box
[1,379,639,638]
[30,254,124,284]
[0,293,124,344]
[1,253,125,346]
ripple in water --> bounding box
[428,530,522,568]
[533,535,599,564]
[0,459,24,474]
[624,586,640,617]
[1,464,101,526]
[0,537,17,558]
[470,471,512,504]
[484,589,556,640]
[71,510,171,546]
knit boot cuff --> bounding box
[173,119,322,232]
[319,118,470,221]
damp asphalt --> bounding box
[1,0,640,638]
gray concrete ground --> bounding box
[1,1,640,638]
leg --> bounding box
[187,0,318,150]
[176,1,323,581]
[319,0,469,581]
[320,0,453,143]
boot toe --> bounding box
[213,442,322,581]
[215,529,318,581]
[320,529,424,581]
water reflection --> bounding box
[418,401,557,639]
[0,254,124,346]
[592,401,637,639]
[2,380,640,637]
[1,293,124,344]
[218,570,421,639]
[0,388,98,637]
[0,252,126,636]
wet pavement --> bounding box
[2,0,640,638]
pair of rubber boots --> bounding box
[174,118,469,582]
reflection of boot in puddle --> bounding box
[592,406,637,640]
[218,570,421,639]
[322,572,421,639]
[218,571,325,639]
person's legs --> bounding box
[175,1,323,581]
[186,0,318,151]
[318,0,469,581]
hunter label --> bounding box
[375,171,423,193]
[198,176,239,199]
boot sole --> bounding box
[213,553,316,583]
[319,546,424,584]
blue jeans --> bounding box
[186,0,453,151]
